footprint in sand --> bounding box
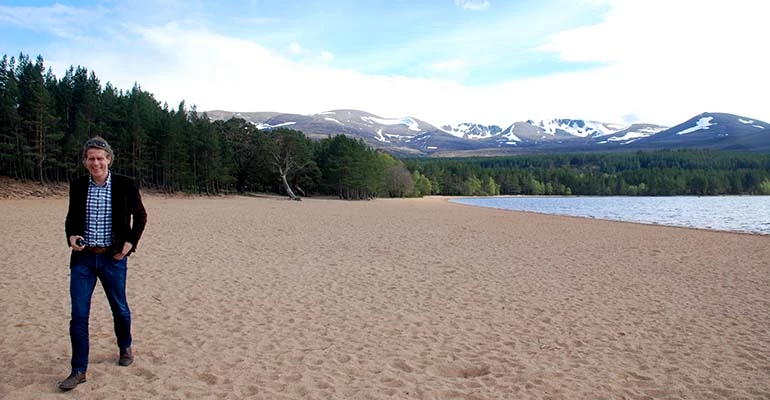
[197,372,218,385]
[390,359,414,373]
[429,363,491,378]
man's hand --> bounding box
[114,242,133,260]
[69,236,85,251]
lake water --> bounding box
[450,196,770,235]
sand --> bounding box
[1,195,769,399]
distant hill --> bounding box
[205,110,770,156]
[619,113,770,153]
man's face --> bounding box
[84,148,111,181]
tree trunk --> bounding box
[279,168,299,200]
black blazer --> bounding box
[65,173,147,263]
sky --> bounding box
[1,0,768,127]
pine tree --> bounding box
[0,55,22,179]
[16,55,58,182]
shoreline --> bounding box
[4,178,767,238]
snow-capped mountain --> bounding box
[623,112,770,152]
[205,110,770,155]
[440,123,502,140]
[526,119,628,138]
[596,124,669,145]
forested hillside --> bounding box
[2,53,770,198]
[0,53,419,199]
[405,151,770,196]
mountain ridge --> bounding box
[204,110,770,156]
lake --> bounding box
[450,196,770,235]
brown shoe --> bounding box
[58,371,86,391]
[119,347,134,366]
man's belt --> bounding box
[85,246,110,254]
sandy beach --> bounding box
[1,194,769,399]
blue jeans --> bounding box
[69,252,132,373]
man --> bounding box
[58,136,147,391]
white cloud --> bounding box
[284,42,335,63]
[538,0,765,63]
[0,3,102,39]
[432,59,467,72]
[32,0,770,128]
[288,42,306,56]
[49,23,469,125]
[530,0,770,125]
[454,0,490,11]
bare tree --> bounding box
[267,128,313,200]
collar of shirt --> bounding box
[89,171,112,189]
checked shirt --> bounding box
[84,172,113,247]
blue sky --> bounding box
[1,0,768,127]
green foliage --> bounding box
[405,150,770,196]
[758,179,770,195]
[482,176,500,196]
[0,55,23,179]
[314,134,398,199]
[409,170,433,197]
[463,175,482,196]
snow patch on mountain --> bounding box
[439,122,503,139]
[739,118,767,129]
[499,125,521,143]
[439,126,468,139]
[361,116,421,131]
[374,129,415,143]
[529,119,625,138]
[324,117,344,125]
[598,127,665,145]
[677,117,714,135]
[255,121,296,129]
